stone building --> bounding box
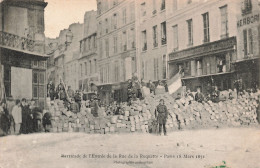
[0,0,48,108]
[50,23,83,91]
[78,11,98,93]
[135,0,168,82]
[96,0,136,104]
[167,0,240,93]
[234,0,260,89]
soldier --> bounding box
[155,99,168,136]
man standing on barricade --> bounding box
[155,99,168,136]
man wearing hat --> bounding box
[155,99,168,136]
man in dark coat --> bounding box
[155,99,168,136]
[211,86,220,102]
[195,87,204,103]
[0,101,11,136]
[90,95,99,117]
[70,98,79,113]
[148,80,156,95]
[47,81,55,100]
[20,98,30,134]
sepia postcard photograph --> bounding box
[0,0,260,167]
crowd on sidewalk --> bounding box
[0,97,43,136]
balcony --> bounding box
[0,31,45,54]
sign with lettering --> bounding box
[237,13,260,27]
[169,37,236,61]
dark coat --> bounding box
[20,105,30,134]
[148,83,156,93]
[195,92,204,103]
[155,104,168,124]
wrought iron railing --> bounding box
[0,31,36,52]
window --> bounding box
[89,60,92,74]
[132,57,136,74]
[142,30,147,51]
[187,19,193,46]
[122,8,127,25]
[216,55,226,73]
[85,62,87,75]
[100,66,103,83]
[161,22,167,45]
[163,55,167,79]
[220,5,228,39]
[142,61,145,79]
[115,61,119,82]
[94,35,97,48]
[32,71,45,99]
[173,0,178,11]
[161,0,165,11]
[248,28,253,55]
[130,28,135,48]
[172,25,178,51]
[243,28,254,57]
[99,21,102,36]
[141,2,146,17]
[196,60,202,76]
[154,58,159,80]
[241,0,252,15]
[187,0,192,4]
[122,31,127,51]
[202,12,210,43]
[99,40,103,57]
[80,64,83,77]
[105,18,109,33]
[153,25,158,48]
[97,2,102,15]
[94,59,97,73]
[130,2,135,21]
[113,36,118,53]
[113,0,118,6]
[105,38,109,57]
[153,0,157,14]
[112,13,117,29]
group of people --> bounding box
[127,75,169,105]
[0,97,43,136]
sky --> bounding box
[45,0,97,38]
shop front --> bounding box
[168,37,237,94]
[0,47,48,109]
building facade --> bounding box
[96,0,136,104]
[234,0,260,89]
[79,11,98,93]
[51,23,83,91]
[0,0,48,108]
[136,0,168,82]
[167,0,240,93]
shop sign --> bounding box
[237,13,259,27]
[169,37,236,61]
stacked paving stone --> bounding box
[45,90,259,134]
